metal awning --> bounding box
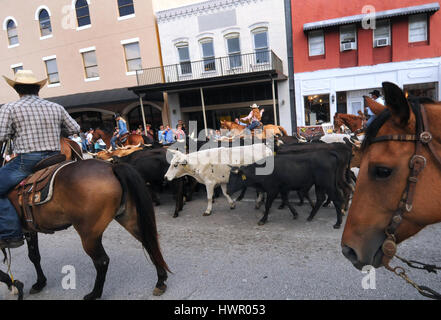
[303,2,440,31]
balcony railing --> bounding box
[136,50,284,87]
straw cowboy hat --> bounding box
[3,70,47,88]
[250,103,260,109]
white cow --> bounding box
[165,143,274,216]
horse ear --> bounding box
[382,82,412,127]
[363,96,386,116]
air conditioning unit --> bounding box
[375,37,390,47]
[341,42,356,51]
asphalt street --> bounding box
[1,190,440,300]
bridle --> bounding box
[369,102,441,299]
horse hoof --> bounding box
[153,284,167,296]
[30,281,46,294]
[12,281,24,300]
[83,292,100,300]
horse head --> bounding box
[341,82,441,271]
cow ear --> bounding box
[382,82,412,127]
[363,96,386,115]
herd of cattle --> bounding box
[87,132,362,229]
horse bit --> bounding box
[370,103,441,300]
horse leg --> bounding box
[0,269,13,291]
[80,234,109,300]
[25,233,47,294]
[0,265,24,300]
[220,184,235,209]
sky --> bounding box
[152,0,203,11]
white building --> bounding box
[146,0,292,134]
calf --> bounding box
[227,152,344,229]
[165,144,273,216]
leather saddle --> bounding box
[118,133,130,145]
[8,154,75,233]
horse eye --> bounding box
[375,167,392,180]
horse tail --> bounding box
[278,126,288,137]
[112,162,170,273]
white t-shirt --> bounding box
[375,96,385,105]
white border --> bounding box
[34,5,52,20]
[2,16,17,30]
[42,55,57,61]
[10,62,23,69]
[76,24,92,31]
[118,13,135,21]
[79,46,96,53]
[121,37,139,45]
[85,76,100,82]
[40,34,53,41]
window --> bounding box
[123,42,142,72]
[177,43,191,75]
[11,64,23,75]
[253,28,269,63]
[81,50,99,79]
[44,58,60,84]
[118,0,135,17]
[373,20,390,47]
[38,9,52,37]
[75,0,91,27]
[340,25,357,51]
[226,34,241,68]
[200,39,215,72]
[409,14,428,43]
[308,30,324,56]
[6,20,19,46]
[304,94,330,125]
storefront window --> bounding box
[304,94,330,126]
[404,82,438,101]
[127,105,162,132]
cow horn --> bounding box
[87,152,98,156]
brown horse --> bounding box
[220,120,288,139]
[92,128,145,150]
[341,82,441,279]
[0,160,169,300]
[334,113,364,133]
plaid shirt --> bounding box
[0,95,80,154]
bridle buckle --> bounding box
[420,131,432,144]
[409,155,427,169]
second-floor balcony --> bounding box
[136,50,284,87]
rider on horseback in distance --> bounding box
[240,103,265,134]
[0,70,80,249]
[110,113,128,150]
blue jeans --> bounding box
[366,115,376,128]
[110,136,118,150]
[246,121,261,133]
[0,151,58,240]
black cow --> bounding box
[227,151,345,229]
[276,141,353,212]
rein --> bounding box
[370,103,441,300]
